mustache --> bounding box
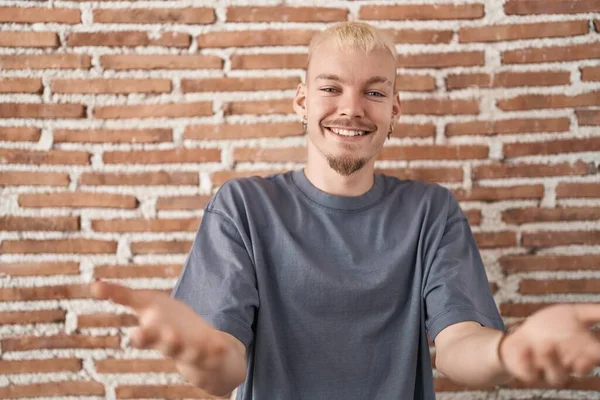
[322,118,376,132]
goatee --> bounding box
[326,155,367,176]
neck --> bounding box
[304,147,376,197]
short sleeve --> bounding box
[423,190,504,342]
[171,209,258,349]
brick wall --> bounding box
[0,1,599,399]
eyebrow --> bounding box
[315,74,392,87]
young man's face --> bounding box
[294,38,401,176]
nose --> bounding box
[337,91,365,118]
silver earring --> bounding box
[302,116,308,133]
[387,123,394,140]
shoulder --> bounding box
[207,171,293,217]
[379,174,453,208]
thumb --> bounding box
[573,303,600,327]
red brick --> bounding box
[504,137,600,158]
[182,77,300,92]
[502,42,600,64]
[0,239,117,254]
[103,148,220,164]
[0,285,90,301]
[446,71,570,90]
[234,147,306,163]
[227,6,347,22]
[92,218,200,233]
[359,4,484,20]
[2,334,120,351]
[385,29,453,44]
[402,99,479,115]
[0,31,59,47]
[473,231,517,248]
[522,230,600,247]
[80,172,198,186]
[67,31,189,47]
[19,192,137,209]
[224,99,293,116]
[473,161,593,180]
[520,279,600,294]
[94,102,212,119]
[96,358,177,373]
[52,78,171,94]
[78,313,138,328]
[0,310,66,325]
[0,358,81,374]
[0,103,85,119]
[0,54,91,70]
[396,75,436,92]
[116,384,227,399]
[577,109,600,126]
[101,54,222,70]
[0,78,43,93]
[498,91,600,111]
[452,185,544,202]
[434,377,490,392]
[502,206,600,224]
[54,128,172,144]
[93,8,215,24]
[499,302,557,317]
[459,21,588,42]
[0,7,80,23]
[377,168,463,183]
[508,376,600,390]
[556,182,600,198]
[211,169,287,187]
[0,216,79,231]
[0,171,69,187]
[94,264,182,279]
[393,123,436,138]
[379,145,488,160]
[500,254,600,272]
[582,66,600,81]
[0,148,90,165]
[397,51,484,68]
[185,122,303,140]
[0,381,104,398]
[198,30,315,48]
[505,0,600,15]
[130,240,193,255]
[156,195,211,210]
[0,127,41,142]
[465,209,482,226]
[231,54,305,70]
[0,262,79,277]
[445,118,570,136]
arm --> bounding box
[91,281,247,397]
[434,321,510,387]
[435,304,600,389]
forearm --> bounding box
[435,326,512,387]
[176,330,247,397]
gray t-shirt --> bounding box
[171,169,504,399]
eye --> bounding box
[367,91,385,97]
[320,87,338,93]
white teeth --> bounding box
[329,128,366,137]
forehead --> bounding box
[307,39,396,84]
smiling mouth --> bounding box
[325,127,371,137]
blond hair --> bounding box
[307,22,397,70]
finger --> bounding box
[511,347,542,384]
[90,280,145,311]
[569,338,600,377]
[572,303,600,327]
[155,328,184,358]
[129,326,159,349]
[537,344,570,387]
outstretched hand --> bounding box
[90,280,227,368]
[500,303,600,387]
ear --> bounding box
[391,92,401,124]
[293,83,307,118]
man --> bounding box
[91,22,600,399]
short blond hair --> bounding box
[307,22,397,70]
